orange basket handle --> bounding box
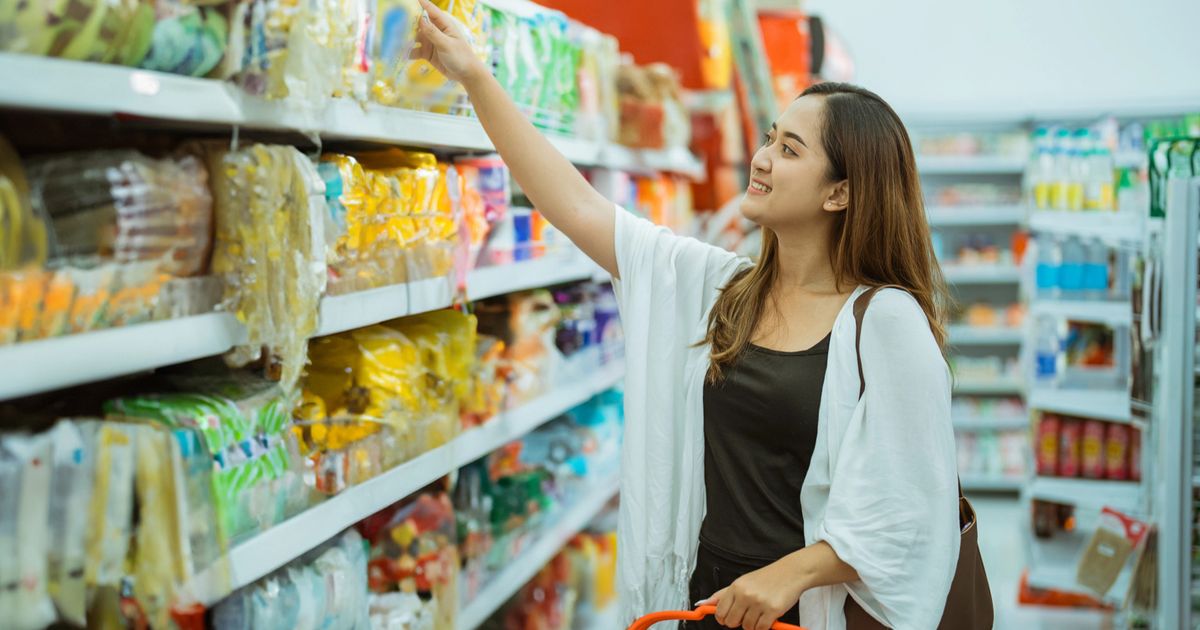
[627,605,806,630]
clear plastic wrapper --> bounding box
[212,529,370,630]
[27,150,213,276]
[302,310,475,484]
[227,0,350,107]
[202,143,324,388]
[45,421,92,626]
[372,0,486,114]
[0,0,155,65]
[104,372,312,543]
[139,0,228,77]
[77,422,137,590]
[0,135,48,272]
[0,432,57,630]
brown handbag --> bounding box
[844,286,994,629]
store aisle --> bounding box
[972,495,1115,630]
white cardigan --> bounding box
[610,209,960,630]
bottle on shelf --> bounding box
[1084,238,1110,300]
[1034,316,1060,386]
[1059,235,1086,298]
[1049,127,1073,211]
[1028,127,1054,210]
[1085,138,1116,211]
[1066,129,1090,211]
[1035,233,1060,298]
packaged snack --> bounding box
[373,0,486,113]
[1058,417,1081,478]
[79,422,137,589]
[202,143,324,388]
[1075,507,1149,598]
[1,432,57,630]
[105,372,310,542]
[1080,419,1106,479]
[360,491,459,629]
[139,0,228,77]
[0,0,156,64]
[1104,423,1130,481]
[46,421,92,625]
[0,135,49,272]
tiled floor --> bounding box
[971,495,1115,630]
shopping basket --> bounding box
[626,605,805,629]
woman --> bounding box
[413,2,962,628]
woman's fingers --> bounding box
[418,0,457,35]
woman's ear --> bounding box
[823,180,850,213]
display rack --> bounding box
[456,473,621,630]
[917,140,1029,495]
[0,53,705,179]
[926,204,1025,227]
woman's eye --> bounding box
[783,144,797,156]
[762,133,772,147]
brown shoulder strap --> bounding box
[852,286,884,399]
[854,284,970,508]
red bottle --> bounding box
[1059,418,1082,478]
[1081,420,1106,479]
[1036,413,1060,476]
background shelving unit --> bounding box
[916,131,1029,495]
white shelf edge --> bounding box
[1027,476,1142,512]
[953,416,1028,431]
[1028,210,1144,243]
[0,53,703,178]
[457,474,620,630]
[942,265,1022,285]
[1027,388,1132,424]
[1029,299,1132,327]
[916,155,1027,175]
[0,312,246,400]
[947,325,1025,346]
[959,475,1024,491]
[926,205,1025,227]
[466,256,601,302]
[189,359,625,605]
[953,379,1025,395]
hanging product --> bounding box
[201,143,325,388]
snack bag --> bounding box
[373,0,485,114]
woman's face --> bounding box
[739,95,847,230]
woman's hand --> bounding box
[705,558,806,630]
[412,0,488,84]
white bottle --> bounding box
[1060,235,1085,298]
[1086,145,1115,211]
[1067,129,1090,211]
[1035,233,1060,298]
[1028,128,1053,210]
[1034,317,1059,385]
[1050,128,1073,210]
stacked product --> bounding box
[1035,413,1140,483]
[298,310,478,494]
[0,418,229,629]
[588,170,696,231]
[457,391,623,605]
[1,142,216,346]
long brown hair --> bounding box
[703,82,949,382]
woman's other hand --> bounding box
[705,559,805,630]
[413,0,487,84]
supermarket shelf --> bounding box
[1028,210,1143,243]
[1027,387,1132,424]
[954,379,1024,395]
[316,277,454,337]
[1027,476,1142,512]
[0,313,246,401]
[960,475,1024,492]
[1115,151,1146,170]
[466,255,604,302]
[457,473,621,630]
[1029,299,1132,327]
[191,360,625,606]
[926,205,1025,227]
[0,53,704,178]
[942,265,1022,285]
[916,155,1027,175]
[948,325,1025,346]
[953,416,1029,431]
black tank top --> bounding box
[698,333,829,561]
